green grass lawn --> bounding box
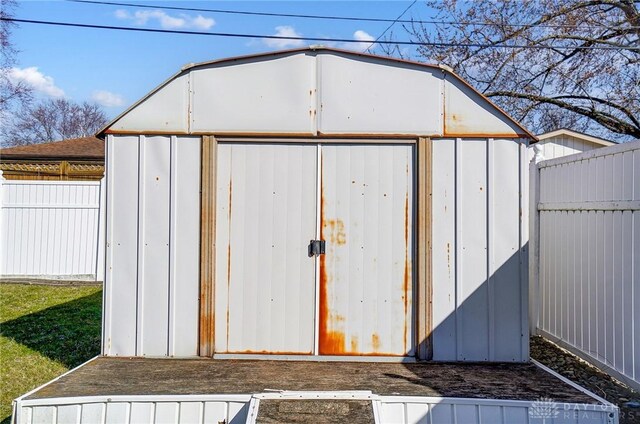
[0,284,102,423]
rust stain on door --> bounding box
[402,186,411,352]
[318,176,347,355]
[324,219,346,245]
[226,179,232,348]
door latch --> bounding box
[308,240,326,257]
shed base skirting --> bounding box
[12,357,618,424]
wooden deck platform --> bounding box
[28,357,596,404]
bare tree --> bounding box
[1,0,32,111]
[2,99,108,146]
[401,0,640,139]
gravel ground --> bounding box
[531,336,640,424]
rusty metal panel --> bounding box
[443,77,522,137]
[319,144,414,356]
[317,53,442,135]
[190,54,315,134]
[109,74,189,133]
[214,143,317,354]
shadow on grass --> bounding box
[0,291,102,368]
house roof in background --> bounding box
[0,137,104,161]
[537,128,616,147]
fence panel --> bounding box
[532,141,640,391]
[0,179,104,280]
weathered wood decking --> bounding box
[27,357,596,404]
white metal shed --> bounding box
[100,47,534,362]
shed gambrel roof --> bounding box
[99,47,535,140]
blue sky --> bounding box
[10,1,428,120]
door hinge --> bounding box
[308,240,326,257]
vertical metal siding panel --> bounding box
[478,405,502,424]
[18,406,33,424]
[491,139,522,361]
[216,144,317,354]
[154,403,179,424]
[129,402,154,423]
[431,139,457,360]
[454,404,479,424]
[105,403,129,424]
[140,136,171,356]
[214,145,231,352]
[320,144,413,355]
[405,403,430,424]
[56,405,81,423]
[80,402,104,424]
[31,406,55,424]
[429,403,454,424]
[227,402,248,422]
[520,142,529,360]
[203,402,227,423]
[171,137,201,357]
[503,406,527,424]
[380,403,406,424]
[458,139,489,360]
[178,402,202,424]
[108,136,140,356]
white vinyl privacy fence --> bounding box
[530,140,640,391]
[0,177,105,281]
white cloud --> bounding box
[263,26,305,48]
[114,9,129,19]
[190,15,215,30]
[92,90,125,107]
[341,30,376,51]
[114,9,215,30]
[8,67,65,98]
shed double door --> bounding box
[214,143,414,356]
